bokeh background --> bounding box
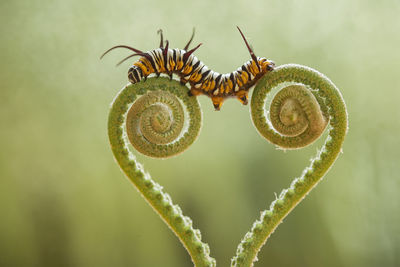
[1,0,399,266]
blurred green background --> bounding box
[1,0,399,266]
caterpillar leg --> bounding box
[180,77,188,85]
[188,87,202,97]
[236,90,249,105]
[211,96,224,111]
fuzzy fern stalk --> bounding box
[232,64,348,266]
[108,77,216,267]
[107,64,347,267]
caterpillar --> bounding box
[101,27,275,110]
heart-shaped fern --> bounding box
[107,64,348,267]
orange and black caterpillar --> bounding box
[101,27,275,110]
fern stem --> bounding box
[231,64,348,267]
[108,77,215,267]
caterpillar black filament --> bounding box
[101,27,275,110]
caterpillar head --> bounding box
[258,57,275,72]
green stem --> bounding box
[107,65,347,267]
[231,64,348,266]
[108,77,215,267]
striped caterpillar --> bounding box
[101,27,275,110]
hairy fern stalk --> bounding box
[107,64,348,267]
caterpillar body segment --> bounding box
[102,27,275,110]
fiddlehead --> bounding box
[123,78,202,158]
[232,64,348,266]
[267,84,328,148]
[108,77,215,266]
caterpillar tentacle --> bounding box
[102,27,275,110]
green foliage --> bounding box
[108,64,347,266]
[108,78,215,266]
